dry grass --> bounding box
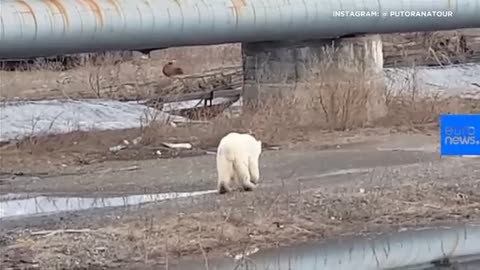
[2,60,477,173]
[1,31,479,173]
[2,29,480,270]
[2,78,474,174]
[0,44,241,101]
[3,179,479,269]
[1,42,391,172]
[382,28,480,67]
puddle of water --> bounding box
[173,224,480,270]
[0,168,381,220]
[0,190,216,220]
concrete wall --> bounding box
[242,34,387,127]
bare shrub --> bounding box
[3,35,479,168]
[0,44,242,101]
[239,39,386,133]
[293,76,380,131]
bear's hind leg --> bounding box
[218,176,234,194]
[233,160,257,192]
[248,159,260,185]
[217,158,234,194]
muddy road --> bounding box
[1,133,443,196]
[1,132,479,269]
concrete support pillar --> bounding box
[242,34,387,128]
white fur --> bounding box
[216,132,262,194]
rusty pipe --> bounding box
[0,0,479,59]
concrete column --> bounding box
[242,34,387,127]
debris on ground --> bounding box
[162,142,193,149]
[109,145,126,153]
[1,179,479,269]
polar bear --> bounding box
[216,132,262,194]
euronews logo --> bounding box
[440,114,480,156]
[443,126,480,145]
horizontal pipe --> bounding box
[0,0,479,60]
[174,224,480,270]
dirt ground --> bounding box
[1,29,480,270]
[1,87,479,270]
[0,126,406,193]
[1,131,479,269]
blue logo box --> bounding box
[440,114,480,156]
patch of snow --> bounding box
[1,63,478,143]
[0,99,186,142]
[385,63,480,99]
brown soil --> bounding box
[0,124,395,176]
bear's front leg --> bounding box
[217,157,235,194]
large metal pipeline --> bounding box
[0,0,479,60]
[173,224,480,270]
